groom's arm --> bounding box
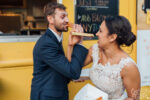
[71,44,88,66]
[41,42,88,80]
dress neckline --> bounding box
[97,57,131,68]
[92,43,134,68]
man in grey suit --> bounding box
[30,2,88,100]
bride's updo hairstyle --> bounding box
[105,16,136,46]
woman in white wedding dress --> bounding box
[67,16,141,100]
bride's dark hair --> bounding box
[105,16,136,46]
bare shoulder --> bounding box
[121,62,140,78]
[87,43,103,58]
[123,62,138,71]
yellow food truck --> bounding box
[0,0,150,100]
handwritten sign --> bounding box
[75,0,119,40]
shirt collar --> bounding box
[48,28,63,43]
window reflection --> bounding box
[0,0,56,36]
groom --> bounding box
[30,2,88,100]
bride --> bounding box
[67,16,141,100]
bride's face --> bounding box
[96,21,111,48]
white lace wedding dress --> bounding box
[89,44,136,100]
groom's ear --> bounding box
[47,15,54,25]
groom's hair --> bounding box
[43,2,66,20]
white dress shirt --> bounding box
[48,28,63,43]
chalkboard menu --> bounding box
[75,0,119,40]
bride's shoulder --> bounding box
[123,62,138,71]
[89,43,98,53]
[91,43,98,50]
[87,44,99,58]
[122,57,137,69]
[121,59,139,77]
[87,44,97,57]
[91,43,102,52]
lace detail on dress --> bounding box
[90,44,136,99]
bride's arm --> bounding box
[83,47,93,66]
[121,63,141,100]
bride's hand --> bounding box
[68,24,83,46]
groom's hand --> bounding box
[68,24,83,46]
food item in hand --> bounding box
[67,23,73,28]
[72,32,94,37]
[67,23,94,37]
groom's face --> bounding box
[53,8,69,32]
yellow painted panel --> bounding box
[0,66,33,100]
[0,42,35,100]
[0,59,32,68]
[0,42,35,61]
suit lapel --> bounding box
[45,29,60,45]
[45,29,64,54]
[59,41,64,54]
